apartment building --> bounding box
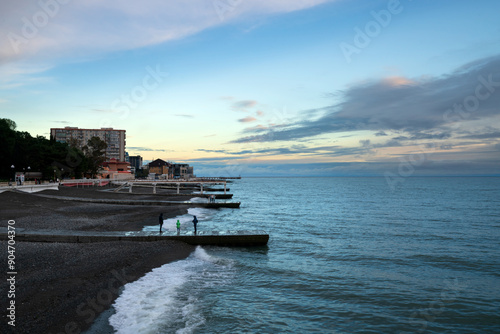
[50,127,126,161]
[129,155,143,171]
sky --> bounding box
[1,0,499,177]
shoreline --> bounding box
[0,187,198,333]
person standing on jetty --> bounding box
[192,216,198,235]
[159,213,164,233]
[176,219,181,235]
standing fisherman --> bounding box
[176,219,181,235]
[192,216,198,235]
[159,213,164,233]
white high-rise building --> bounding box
[50,127,126,161]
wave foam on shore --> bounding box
[109,246,234,334]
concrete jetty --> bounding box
[29,193,241,208]
[152,185,230,192]
[0,227,269,247]
[103,189,234,199]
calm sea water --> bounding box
[108,177,500,333]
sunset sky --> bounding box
[1,0,499,176]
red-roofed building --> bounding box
[100,159,133,180]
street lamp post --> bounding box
[11,165,14,186]
[54,169,56,182]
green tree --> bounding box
[135,168,149,178]
[83,136,107,178]
[0,119,17,180]
[0,118,91,180]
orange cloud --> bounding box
[383,76,415,87]
[238,116,257,123]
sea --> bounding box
[92,177,500,333]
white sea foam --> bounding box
[189,197,208,203]
[143,207,214,232]
[108,260,191,333]
[187,207,211,219]
[109,247,235,334]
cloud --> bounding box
[459,130,500,140]
[0,0,335,65]
[174,114,194,118]
[0,62,53,89]
[359,139,371,147]
[382,76,416,87]
[243,124,269,132]
[238,116,257,123]
[231,100,258,111]
[392,132,452,141]
[187,159,500,177]
[197,144,370,158]
[127,146,169,152]
[232,55,500,143]
[91,108,114,113]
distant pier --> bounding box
[29,193,241,208]
[195,176,241,180]
[111,180,230,195]
[105,190,234,199]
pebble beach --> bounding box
[0,186,196,333]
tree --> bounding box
[0,118,90,180]
[67,137,82,149]
[135,167,149,179]
[83,136,107,178]
[2,118,17,131]
[0,119,17,180]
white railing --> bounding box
[0,183,59,193]
[0,180,51,187]
[59,179,111,187]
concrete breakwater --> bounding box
[29,193,241,208]
[0,227,269,247]
[153,185,230,192]
[106,190,234,199]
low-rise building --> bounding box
[101,158,133,180]
[148,159,171,177]
[147,159,195,179]
[172,163,195,179]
